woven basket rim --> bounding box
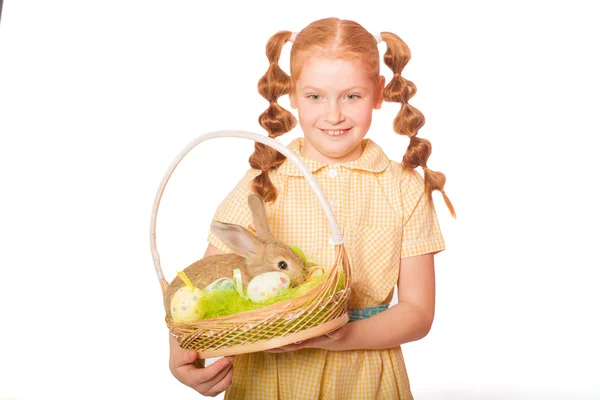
[166,269,344,324]
[165,244,349,326]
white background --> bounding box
[1,1,599,399]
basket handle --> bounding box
[150,130,344,288]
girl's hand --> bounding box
[169,334,235,396]
[265,326,347,353]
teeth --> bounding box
[323,129,348,136]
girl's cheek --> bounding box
[301,105,321,119]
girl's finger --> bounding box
[265,336,321,353]
[203,363,235,397]
[264,347,285,353]
[266,342,305,353]
[224,355,236,364]
[169,335,194,368]
[194,363,233,395]
[325,327,345,340]
[183,357,232,386]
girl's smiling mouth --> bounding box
[320,128,351,136]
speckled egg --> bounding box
[247,271,290,303]
[171,286,204,323]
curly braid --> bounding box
[380,32,456,218]
[249,31,297,203]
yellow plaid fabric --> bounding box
[207,137,445,399]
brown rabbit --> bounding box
[163,194,307,317]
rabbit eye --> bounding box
[278,261,288,270]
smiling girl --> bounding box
[168,17,455,399]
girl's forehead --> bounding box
[295,56,373,89]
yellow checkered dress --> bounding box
[207,138,445,399]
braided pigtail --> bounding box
[248,31,297,204]
[380,32,455,218]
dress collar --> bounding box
[277,137,390,176]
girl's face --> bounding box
[291,56,384,164]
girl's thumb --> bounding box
[185,350,197,363]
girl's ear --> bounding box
[374,75,385,110]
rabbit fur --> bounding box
[163,194,307,317]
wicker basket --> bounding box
[150,130,352,358]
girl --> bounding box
[168,17,454,399]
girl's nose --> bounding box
[324,102,345,125]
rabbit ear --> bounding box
[247,194,274,241]
[211,221,263,257]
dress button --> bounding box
[328,169,337,178]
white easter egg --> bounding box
[171,286,204,323]
[247,271,291,303]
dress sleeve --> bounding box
[399,168,446,258]
[206,168,261,253]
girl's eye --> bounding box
[307,94,321,100]
[346,94,360,100]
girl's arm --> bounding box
[204,243,225,257]
[331,252,436,350]
[271,252,436,352]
